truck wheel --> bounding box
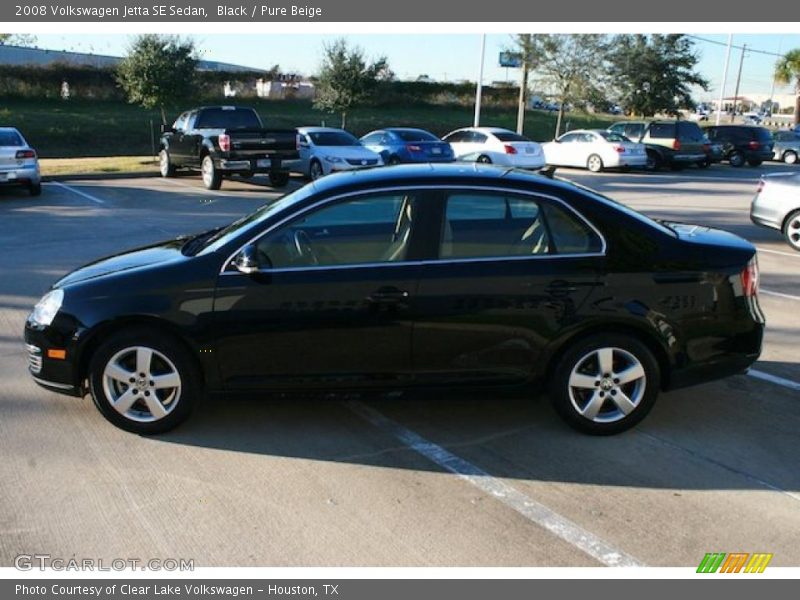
[201,155,222,190]
[269,171,290,187]
[159,149,176,178]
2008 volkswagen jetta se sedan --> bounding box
[24,164,764,435]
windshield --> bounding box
[308,131,360,146]
[197,184,317,254]
[195,108,262,129]
[393,129,438,142]
[494,132,531,142]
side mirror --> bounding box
[231,244,262,274]
[161,124,176,134]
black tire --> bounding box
[88,329,200,435]
[549,333,661,435]
[477,155,492,164]
[586,154,604,173]
[669,162,685,171]
[782,209,800,252]
[269,171,290,187]
[28,182,42,196]
[309,160,324,181]
[159,148,176,178]
[201,155,222,190]
[645,151,661,171]
[697,158,711,169]
[388,155,401,165]
[729,151,745,168]
[748,159,763,167]
[783,150,798,165]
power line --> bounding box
[687,34,785,58]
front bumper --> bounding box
[24,320,82,396]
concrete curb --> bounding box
[42,171,160,182]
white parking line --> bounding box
[346,400,643,567]
[757,247,800,259]
[760,289,800,302]
[747,369,800,393]
[157,177,234,199]
[49,181,105,204]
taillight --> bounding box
[16,149,36,159]
[748,140,760,150]
[756,178,765,194]
[504,144,518,155]
[740,258,759,298]
[672,140,681,151]
[218,133,231,152]
[612,145,625,153]
[406,144,422,152]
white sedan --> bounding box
[296,127,383,180]
[0,127,41,195]
[542,129,647,172]
[442,127,545,169]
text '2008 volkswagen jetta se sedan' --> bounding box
[25,164,764,435]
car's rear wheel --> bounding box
[309,160,324,181]
[645,151,661,171]
[388,155,401,165]
[28,182,42,196]
[269,171,290,187]
[159,149,176,177]
[549,334,660,435]
[697,158,711,168]
[201,155,222,190]
[783,150,798,165]
[586,154,604,173]
[729,151,745,167]
[748,159,763,167]
[782,209,800,252]
[88,330,199,435]
[477,155,492,164]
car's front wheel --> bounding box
[550,334,660,435]
[88,330,199,434]
[783,209,800,252]
[783,150,797,165]
[309,160,324,181]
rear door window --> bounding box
[623,123,645,139]
[648,123,676,139]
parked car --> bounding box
[159,106,299,190]
[704,125,774,167]
[751,172,800,251]
[442,127,545,169]
[703,133,724,165]
[608,120,708,170]
[295,127,382,180]
[0,127,41,196]
[25,164,764,436]
[542,129,647,172]
[742,113,763,125]
[771,130,800,165]
[359,128,453,164]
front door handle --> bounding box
[367,286,410,305]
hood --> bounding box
[56,238,187,288]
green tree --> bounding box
[116,34,197,124]
[0,33,37,46]
[313,38,390,129]
[608,34,708,117]
[527,34,609,138]
[775,48,800,126]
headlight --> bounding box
[324,156,343,163]
[30,289,64,327]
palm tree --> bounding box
[775,49,800,126]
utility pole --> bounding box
[516,34,531,135]
[716,34,733,126]
[473,34,486,127]
[731,43,746,123]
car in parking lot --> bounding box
[0,127,41,196]
[608,120,708,170]
[442,127,545,169]
[25,164,764,436]
[704,125,774,167]
[542,129,647,172]
[771,130,800,165]
[360,128,453,165]
[751,172,800,251]
[295,127,383,180]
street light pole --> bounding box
[716,34,733,126]
[731,43,747,123]
[473,34,486,127]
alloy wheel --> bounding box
[785,213,800,251]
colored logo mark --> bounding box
[697,552,773,573]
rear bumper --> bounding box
[217,156,294,173]
[0,165,40,186]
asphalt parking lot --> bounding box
[1,165,798,568]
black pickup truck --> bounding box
[159,106,299,189]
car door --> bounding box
[443,130,468,159]
[213,189,437,390]
[167,112,190,166]
[412,189,603,384]
[549,132,580,166]
[297,133,313,175]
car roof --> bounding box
[297,126,351,134]
[385,127,434,133]
[0,127,22,133]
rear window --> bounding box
[393,129,438,142]
[195,108,262,129]
[677,121,704,141]
[648,123,676,138]
[493,132,531,142]
[307,131,359,146]
[755,128,774,142]
[0,131,23,146]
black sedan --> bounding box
[25,164,764,435]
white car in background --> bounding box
[542,129,647,172]
[442,127,545,169]
[296,127,383,180]
[0,127,41,196]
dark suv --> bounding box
[704,125,774,167]
[608,120,708,170]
